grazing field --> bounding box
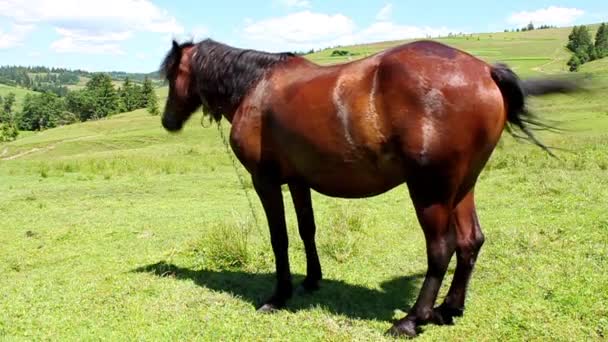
[1,27,607,340]
[0,84,39,112]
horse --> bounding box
[159,38,581,337]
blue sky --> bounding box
[0,0,605,72]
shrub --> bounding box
[0,122,18,142]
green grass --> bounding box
[307,24,603,77]
[1,25,608,341]
[0,84,39,112]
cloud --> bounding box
[51,39,124,55]
[376,4,393,22]
[0,0,184,52]
[191,25,210,41]
[241,9,456,52]
[276,0,311,8]
[359,22,452,42]
[243,11,356,50]
[50,28,127,54]
[0,23,34,48]
[507,6,584,27]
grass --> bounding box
[1,26,608,340]
[0,84,39,112]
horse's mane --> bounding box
[161,39,295,121]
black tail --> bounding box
[490,63,584,156]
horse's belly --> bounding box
[291,153,406,198]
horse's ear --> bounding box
[172,39,180,51]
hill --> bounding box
[307,24,604,77]
[0,65,162,97]
[0,83,39,111]
[0,26,607,341]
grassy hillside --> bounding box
[1,26,607,341]
[0,83,39,112]
[307,24,603,77]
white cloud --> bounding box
[277,0,311,8]
[191,25,210,41]
[0,23,34,48]
[51,38,124,55]
[50,28,128,54]
[360,22,452,42]
[376,4,393,22]
[243,11,356,50]
[507,6,584,27]
[241,9,456,52]
[0,0,184,52]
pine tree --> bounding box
[147,91,160,116]
[141,77,155,108]
[119,77,139,112]
[3,92,15,115]
[85,73,119,119]
[595,23,608,58]
[527,22,535,31]
[566,25,597,71]
[19,93,67,131]
[567,25,593,52]
[567,54,581,72]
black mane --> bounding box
[160,41,194,80]
[162,39,295,121]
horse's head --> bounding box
[160,40,201,132]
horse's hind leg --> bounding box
[434,190,485,325]
[289,182,322,292]
[388,194,457,337]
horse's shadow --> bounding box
[133,261,424,322]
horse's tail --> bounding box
[490,63,584,156]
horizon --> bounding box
[0,1,606,73]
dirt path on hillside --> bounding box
[1,145,56,160]
[1,135,97,161]
[532,47,564,74]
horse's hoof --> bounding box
[432,304,463,325]
[386,320,418,338]
[256,303,280,313]
[295,279,320,296]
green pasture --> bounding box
[1,25,607,340]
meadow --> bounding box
[1,27,607,340]
[0,84,38,113]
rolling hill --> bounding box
[307,24,604,77]
[0,83,39,112]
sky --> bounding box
[0,0,605,73]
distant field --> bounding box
[67,76,132,91]
[307,25,602,77]
[0,84,38,112]
[1,25,607,341]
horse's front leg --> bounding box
[288,182,322,293]
[252,174,293,312]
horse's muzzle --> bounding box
[162,114,183,132]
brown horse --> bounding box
[160,38,580,337]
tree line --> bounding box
[0,74,160,141]
[504,22,556,33]
[567,23,608,72]
[0,65,160,97]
